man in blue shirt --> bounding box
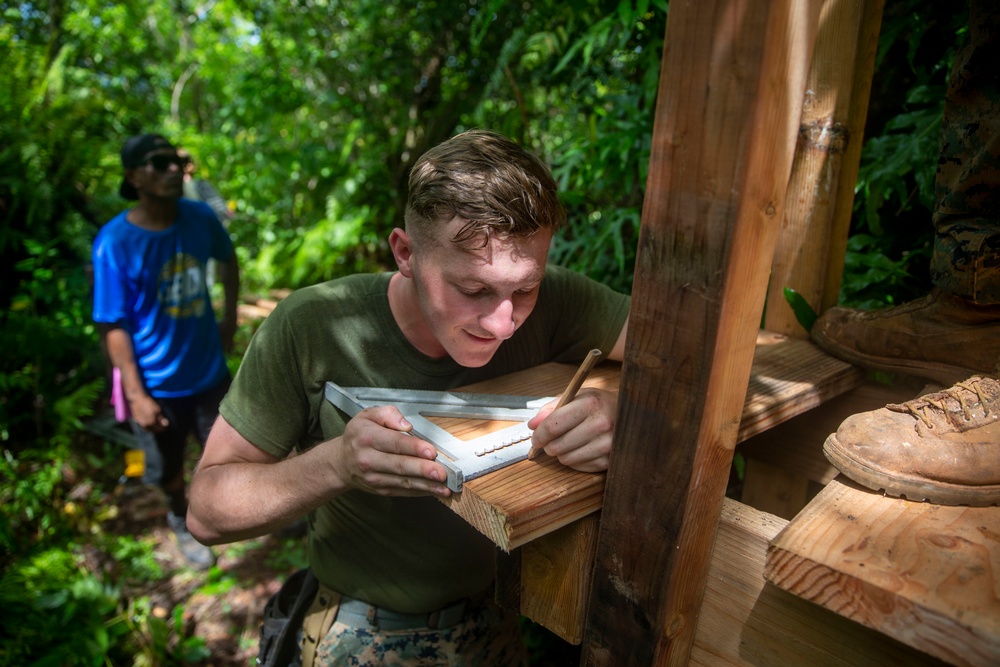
[92,133,240,569]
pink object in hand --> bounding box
[112,367,131,422]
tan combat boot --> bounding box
[811,289,1000,386]
[823,375,1000,506]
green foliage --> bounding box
[0,548,132,667]
[539,3,665,293]
[783,287,818,334]
[839,1,969,308]
[1,239,102,447]
[0,436,213,666]
[0,447,69,554]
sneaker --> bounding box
[823,376,1000,506]
[811,289,1000,385]
[167,511,216,570]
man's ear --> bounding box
[388,228,414,278]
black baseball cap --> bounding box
[119,134,176,200]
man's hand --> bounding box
[130,394,169,432]
[188,409,451,545]
[326,406,453,498]
[526,388,616,472]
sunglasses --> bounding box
[141,155,190,171]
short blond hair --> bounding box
[404,130,565,247]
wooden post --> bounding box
[764,0,885,337]
[581,1,821,665]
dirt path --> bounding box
[107,483,303,666]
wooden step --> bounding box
[691,498,948,666]
[766,478,1000,667]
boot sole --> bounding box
[823,432,1000,507]
[812,328,980,386]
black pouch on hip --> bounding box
[257,568,318,667]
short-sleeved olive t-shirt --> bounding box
[220,264,629,613]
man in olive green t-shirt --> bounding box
[188,130,630,666]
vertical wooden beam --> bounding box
[764,0,885,337]
[581,1,820,665]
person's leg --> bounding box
[812,0,1000,385]
[931,0,1000,303]
[192,374,231,447]
[156,395,216,569]
[812,1,1000,506]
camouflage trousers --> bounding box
[930,0,1000,304]
[305,599,528,667]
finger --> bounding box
[530,400,587,447]
[345,424,450,492]
[527,398,558,429]
[354,452,452,497]
[553,438,611,473]
[354,407,437,460]
[361,405,414,433]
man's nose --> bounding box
[480,298,516,340]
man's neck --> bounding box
[387,272,447,358]
[127,197,178,231]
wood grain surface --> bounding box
[766,478,1000,666]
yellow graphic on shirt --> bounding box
[158,253,208,318]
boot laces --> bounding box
[888,376,999,431]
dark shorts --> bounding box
[131,375,231,486]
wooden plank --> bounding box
[439,334,859,552]
[691,498,949,666]
[581,1,821,664]
[765,0,885,336]
[765,478,1000,667]
[438,362,620,551]
[517,514,600,645]
[738,333,863,441]
[740,458,812,520]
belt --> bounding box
[335,588,491,632]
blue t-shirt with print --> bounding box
[92,199,234,398]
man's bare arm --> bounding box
[187,408,452,545]
[101,324,168,431]
[608,316,628,362]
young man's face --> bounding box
[127,148,185,200]
[391,217,552,368]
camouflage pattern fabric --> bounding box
[931,0,1000,304]
[310,601,528,666]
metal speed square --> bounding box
[324,381,555,492]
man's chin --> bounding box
[450,343,501,368]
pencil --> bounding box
[528,348,603,460]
